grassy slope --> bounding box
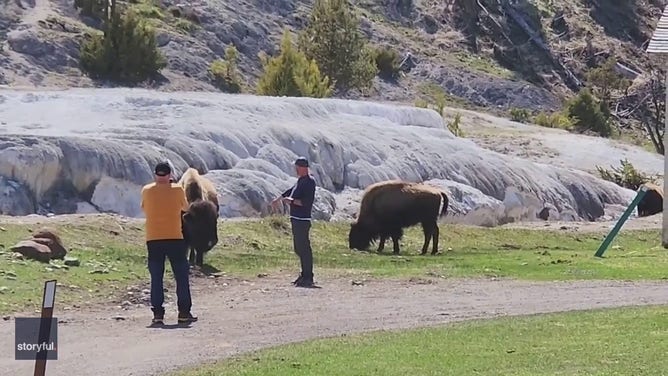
[0,215,666,315]
[172,305,668,376]
[0,216,147,314]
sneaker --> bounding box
[178,312,198,323]
[292,273,303,285]
[151,314,164,325]
[151,307,164,325]
[295,278,314,288]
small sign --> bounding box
[43,281,56,309]
[14,317,58,360]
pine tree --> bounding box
[298,0,377,93]
[257,29,333,98]
[80,7,166,83]
[209,45,243,93]
[567,88,611,137]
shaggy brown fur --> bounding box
[349,180,449,255]
[179,168,219,210]
[637,182,663,217]
[178,168,220,266]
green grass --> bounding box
[0,215,666,314]
[130,0,164,20]
[416,82,479,112]
[172,305,668,376]
[129,0,198,35]
[0,218,147,315]
[530,0,558,17]
[414,82,511,119]
[204,217,668,281]
[173,18,195,33]
[451,52,515,79]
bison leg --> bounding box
[431,224,440,255]
[376,234,387,253]
[188,247,196,266]
[391,232,401,255]
[420,221,436,255]
[195,249,204,267]
[389,228,404,255]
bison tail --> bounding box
[439,192,449,217]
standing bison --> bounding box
[348,180,449,255]
[178,168,220,267]
[637,182,663,217]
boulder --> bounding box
[64,257,80,267]
[538,203,559,221]
[420,14,439,34]
[503,186,542,222]
[6,29,79,71]
[11,240,52,263]
[31,228,67,259]
[9,228,67,262]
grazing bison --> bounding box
[348,180,449,255]
[637,182,663,217]
[178,168,220,267]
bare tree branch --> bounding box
[638,66,665,155]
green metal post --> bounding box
[594,186,649,258]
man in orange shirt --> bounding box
[140,161,197,325]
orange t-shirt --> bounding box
[140,182,189,242]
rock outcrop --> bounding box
[0,87,645,224]
[0,0,564,111]
[11,240,53,263]
[10,227,67,262]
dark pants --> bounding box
[146,239,192,315]
[291,218,313,280]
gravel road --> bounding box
[1,275,666,376]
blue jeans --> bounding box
[146,239,192,315]
[291,219,313,279]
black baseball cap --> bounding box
[154,161,172,176]
[295,157,309,167]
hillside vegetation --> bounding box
[0,0,666,153]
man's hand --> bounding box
[270,197,285,207]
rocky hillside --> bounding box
[1,0,665,113]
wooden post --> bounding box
[596,186,649,257]
[34,280,57,376]
[646,5,668,246]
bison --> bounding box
[637,182,663,217]
[178,168,220,267]
[348,180,449,255]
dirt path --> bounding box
[1,275,666,376]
